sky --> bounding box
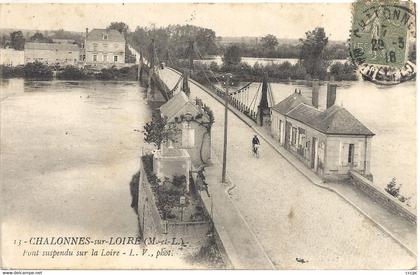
[0,3,353,41]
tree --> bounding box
[222,45,241,67]
[143,116,179,149]
[10,31,25,50]
[108,22,129,37]
[29,32,52,43]
[299,27,329,79]
[261,34,278,50]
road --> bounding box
[158,68,416,269]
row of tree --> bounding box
[219,28,354,80]
[124,23,218,64]
[221,33,349,60]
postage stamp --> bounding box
[350,0,416,84]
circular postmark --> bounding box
[349,0,416,85]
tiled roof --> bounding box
[271,92,312,115]
[160,92,209,123]
[86,29,125,43]
[286,103,322,126]
[315,105,375,136]
[25,42,79,51]
[287,103,374,136]
[160,92,190,120]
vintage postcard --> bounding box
[0,1,417,270]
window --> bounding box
[103,54,108,62]
[348,144,354,164]
[93,43,98,51]
[114,56,118,62]
[298,128,306,147]
[93,55,97,62]
[103,34,108,40]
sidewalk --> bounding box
[198,160,275,269]
[253,123,417,256]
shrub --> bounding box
[385,177,400,197]
[57,66,89,80]
[172,175,186,187]
[0,65,25,78]
[23,61,53,79]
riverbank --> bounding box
[0,62,139,81]
[171,59,357,86]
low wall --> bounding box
[138,158,212,255]
[349,171,416,224]
[195,189,233,268]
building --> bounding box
[82,28,125,67]
[160,92,212,168]
[0,48,24,66]
[24,42,79,65]
[270,82,375,181]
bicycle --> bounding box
[252,143,260,158]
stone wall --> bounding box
[349,171,416,224]
[137,159,212,255]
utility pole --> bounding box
[221,73,232,183]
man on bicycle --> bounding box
[252,135,260,155]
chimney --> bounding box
[85,28,89,38]
[326,83,337,109]
[312,80,319,108]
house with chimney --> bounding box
[81,28,125,68]
[270,81,375,181]
[159,91,212,168]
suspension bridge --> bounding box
[132,39,275,126]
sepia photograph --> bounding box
[0,1,417,270]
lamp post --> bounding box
[221,73,233,183]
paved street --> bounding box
[158,68,416,269]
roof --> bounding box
[271,92,312,115]
[86,29,125,43]
[315,105,375,136]
[25,42,79,51]
[160,92,189,120]
[287,104,375,136]
[160,92,209,123]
